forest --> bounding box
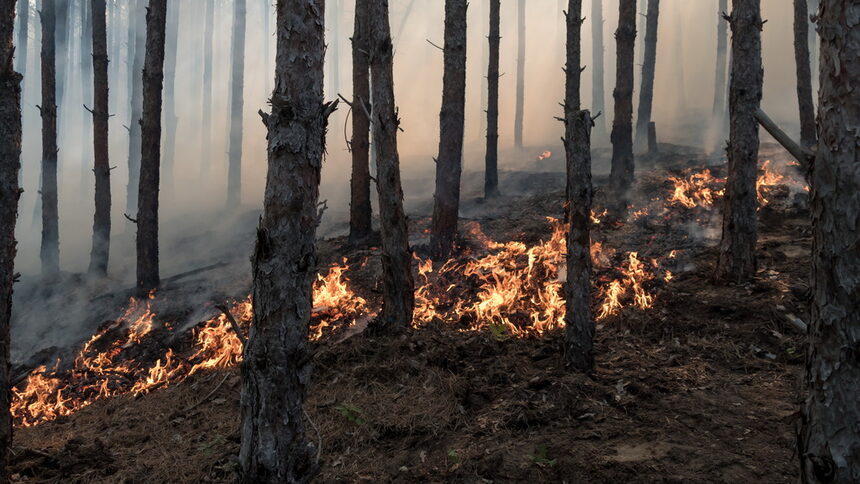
[0,0,858,482]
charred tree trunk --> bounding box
[800,2,860,481]
[513,0,525,149]
[430,0,467,259]
[135,0,165,293]
[562,0,594,372]
[484,0,500,198]
[712,0,728,119]
[793,0,816,149]
[40,0,59,276]
[368,0,414,331]
[0,1,23,478]
[239,1,333,481]
[126,0,144,215]
[590,0,606,139]
[715,0,762,283]
[634,0,658,153]
[226,0,245,209]
[200,0,213,179]
[348,0,371,245]
[608,0,635,218]
[87,0,110,276]
[161,0,177,196]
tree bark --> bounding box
[368,0,414,331]
[634,0,658,153]
[0,1,23,478]
[484,0,499,198]
[135,0,165,293]
[239,1,332,481]
[200,0,213,179]
[808,0,818,89]
[712,0,728,119]
[348,0,371,245]
[126,0,144,215]
[40,0,59,276]
[590,0,605,137]
[608,0,635,218]
[563,0,594,372]
[78,0,92,194]
[793,0,816,149]
[714,0,762,283]
[161,0,178,196]
[226,0,245,209]
[800,1,860,481]
[430,0,467,259]
[513,0,525,149]
[87,0,110,276]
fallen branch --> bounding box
[90,262,229,302]
[216,304,247,348]
[755,108,815,171]
[182,372,231,414]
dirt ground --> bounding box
[9,145,809,483]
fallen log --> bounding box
[755,108,815,171]
[90,261,229,302]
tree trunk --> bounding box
[0,2,23,478]
[348,0,372,245]
[484,0,500,198]
[368,0,414,331]
[40,0,59,276]
[636,0,645,67]
[239,1,332,481]
[608,0,635,218]
[714,0,762,283]
[135,0,165,293]
[126,0,144,215]
[15,0,27,81]
[793,0,816,149]
[590,0,605,138]
[634,0,658,153]
[87,0,109,276]
[513,0,525,149]
[563,0,594,372]
[161,0,178,196]
[712,0,728,118]
[226,0,245,209]
[430,0,467,259]
[78,0,92,194]
[200,0,213,179]
[808,0,818,89]
[800,2,860,481]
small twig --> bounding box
[123,213,138,224]
[426,38,444,51]
[182,372,231,413]
[216,304,247,348]
[304,408,323,465]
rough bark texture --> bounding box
[562,0,594,372]
[161,0,177,195]
[368,0,414,331]
[430,0,467,259]
[226,0,245,209]
[200,0,213,179]
[40,0,59,276]
[794,0,816,149]
[126,0,144,215]
[483,0,499,198]
[608,0,635,217]
[239,1,331,481]
[88,0,110,276]
[591,0,605,136]
[634,0,658,152]
[715,0,762,283]
[348,0,372,245]
[799,1,860,481]
[513,0,524,149]
[135,0,165,292]
[0,1,22,478]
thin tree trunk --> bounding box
[636,0,645,66]
[808,0,818,89]
[712,0,728,118]
[161,0,178,196]
[135,0,166,293]
[430,0,467,258]
[226,0,245,209]
[78,0,92,193]
[0,1,23,478]
[608,0,636,218]
[126,0,144,215]
[88,0,109,276]
[40,0,59,276]
[348,0,371,245]
[563,0,594,372]
[714,0,762,283]
[634,0,658,152]
[239,1,332,481]
[484,0,499,198]
[513,0,525,149]
[793,0,816,149]
[15,0,27,80]
[591,0,605,137]
[800,1,860,480]
[368,0,414,331]
[200,0,213,179]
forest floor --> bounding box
[9,143,809,483]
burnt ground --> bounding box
[9,144,809,483]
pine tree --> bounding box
[87,0,111,276]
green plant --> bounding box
[489,323,511,341]
[530,445,557,468]
[335,404,367,426]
